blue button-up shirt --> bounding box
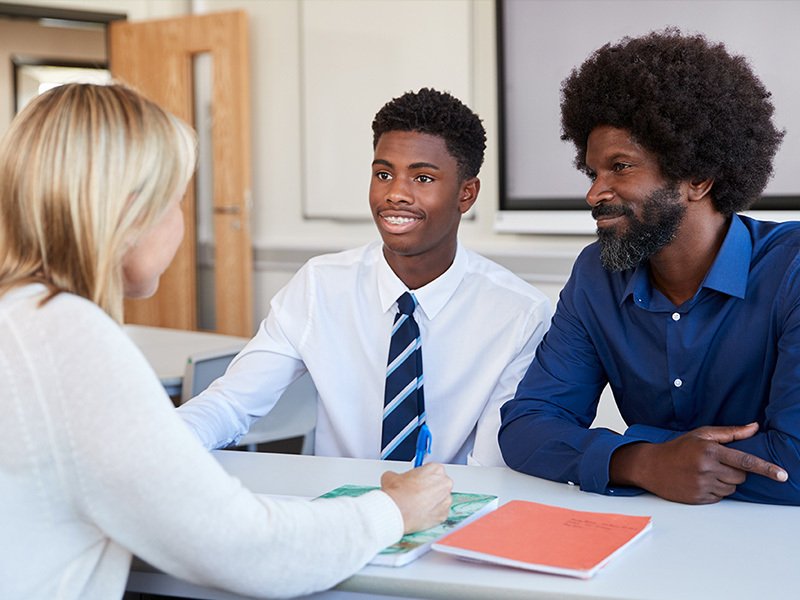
[499,215,800,505]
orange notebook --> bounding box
[431,499,652,579]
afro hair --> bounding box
[560,28,784,215]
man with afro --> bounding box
[500,29,800,505]
[179,88,551,466]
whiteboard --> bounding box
[499,0,800,218]
[300,0,472,220]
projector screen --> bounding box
[496,0,800,233]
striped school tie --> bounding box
[381,292,427,461]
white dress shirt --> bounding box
[0,284,402,600]
[178,241,552,465]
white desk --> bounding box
[127,451,799,600]
[124,324,247,396]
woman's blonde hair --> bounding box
[0,82,197,322]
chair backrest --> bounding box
[236,372,318,449]
[181,346,317,453]
[180,345,244,405]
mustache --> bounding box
[591,203,634,220]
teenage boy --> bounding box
[179,88,552,465]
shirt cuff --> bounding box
[579,431,651,496]
[625,424,682,443]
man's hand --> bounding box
[381,463,453,533]
[610,423,788,504]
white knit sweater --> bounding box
[0,285,402,599]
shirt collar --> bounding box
[621,264,651,308]
[701,214,750,299]
[377,242,468,320]
[620,214,751,306]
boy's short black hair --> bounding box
[560,28,784,215]
[372,87,486,180]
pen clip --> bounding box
[414,423,432,467]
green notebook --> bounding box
[316,484,498,567]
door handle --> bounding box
[213,206,241,215]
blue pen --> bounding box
[412,304,430,468]
[414,422,432,467]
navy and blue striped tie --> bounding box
[381,292,426,461]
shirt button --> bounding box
[674,378,683,388]
[672,312,680,321]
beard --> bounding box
[594,183,686,272]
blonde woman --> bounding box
[0,83,452,599]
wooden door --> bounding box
[110,11,253,337]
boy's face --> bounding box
[369,130,478,273]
